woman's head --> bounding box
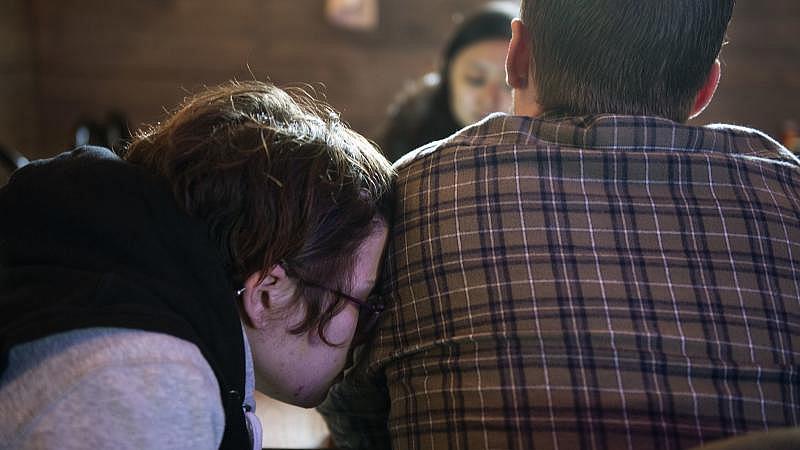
[442,1,518,126]
[379,3,518,161]
[124,81,394,404]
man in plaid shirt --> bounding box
[319,1,800,448]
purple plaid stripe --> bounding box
[319,114,800,450]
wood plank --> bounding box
[0,0,38,156]
[12,0,800,158]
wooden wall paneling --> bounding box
[0,0,38,163]
[28,0,491,156]
[17,0,800,158]
[692,1,800,137]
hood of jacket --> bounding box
[0,146,250,449]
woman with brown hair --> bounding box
[0,81,393,450]
[379,1,518,162]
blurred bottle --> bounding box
[74,119,106,147]
[73,112,131,152]
[0,143,30,171]
[781,120,799,154]
[104,112,131,152]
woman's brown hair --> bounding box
[124,80,393,344]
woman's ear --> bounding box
[240,265,286,328]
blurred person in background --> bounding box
[0,144,29,187]
[379,1,517,162]
[320,0,800,449]
[0,81,392,450]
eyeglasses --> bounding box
[279,261,385,346]
[296,277,385,346]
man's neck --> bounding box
[511,89,542,118]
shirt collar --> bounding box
[447,113,799,167]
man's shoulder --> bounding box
[2,327,212,382]
[0,328,221,449]
[393,114,800,174]
[0,328,224,449]
[392,113,531,170]
[0,327,216,412]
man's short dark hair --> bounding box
[520,0,735,122]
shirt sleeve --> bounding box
[16,361,226,450]
[316,344,392,450]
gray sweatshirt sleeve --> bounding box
[0,328,226,450]
[21,362,224,450]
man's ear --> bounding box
[506,18,531,90]
[689,59,721,120]
[240,265,285,328]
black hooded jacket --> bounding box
[0,146,250,449]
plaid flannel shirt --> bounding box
[319,113,800,450]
